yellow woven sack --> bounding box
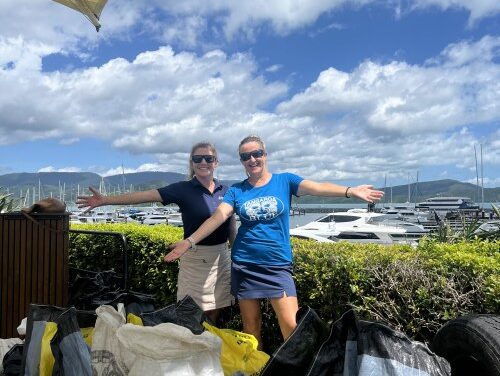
[39,322,58,376]
[203,322,270,376]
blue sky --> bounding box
[0,0,499,188]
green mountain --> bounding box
[295,179,499,204]
[1,172,498,204]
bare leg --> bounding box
[270,294,299,340]
[239,299,263,350]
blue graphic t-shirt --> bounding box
[223,173,303,265]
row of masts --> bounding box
[6,178,136,208]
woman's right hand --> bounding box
[76,186,105,212]
[164,240,191,262]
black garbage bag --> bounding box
[20,304,67,375]
[261,306,330,376]
[68,268,122,310]
[140,295,211,334]
[91,290,156,317]
[306,309,451,376]
[2,344,23,376]
[50,307,93,376]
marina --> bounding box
[66,196,499,245]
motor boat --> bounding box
[292,209,428,245]
[473,220,500,236]
[380,206,430,223]
[167,213,183,227]
[290,228,337,243]
[416,197,479,211]
[141,214,169,225]
[70,210,122,224]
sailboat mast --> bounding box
[407,173,410,203]
[415,171,419,206]
[383,174,387,205]
[480,144,484,209]
[121,164,126,194]
[474,145,480,203]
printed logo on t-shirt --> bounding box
[240,196,284,221]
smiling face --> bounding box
[191,146,218,180]
[239,141,267,178]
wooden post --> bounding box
[0,212,69,338]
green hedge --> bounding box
[69,223,499,349]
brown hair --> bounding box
[238,135,266,152]
[187,141,218,179]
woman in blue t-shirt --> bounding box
[77,141,236,324]
[165,135,383,347]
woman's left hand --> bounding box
[350,185,384,203]
[163,240,190,262]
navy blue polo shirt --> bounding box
[157,178,230,245]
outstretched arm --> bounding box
[297,180,384,203]
[76,186,162,212]
[164,202,234,262]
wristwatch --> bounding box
[186,236,196,251]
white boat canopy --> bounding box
[52,0,108,31]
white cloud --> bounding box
[152,0,499,40]
[410,0,500,25]
[38,166,81,173]
[0,0,144,54]
[1,34,499,182]
[266,64,283,73]
[277,36,500,135]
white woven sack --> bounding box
[91,304,135,375]
[116,322,223,376]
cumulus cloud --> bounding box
[1,31,499,182]
[410,0,500,25]
[38,166,82,173]
[152,0,499,40]
[277,36,500,135]
[0,0,144,54]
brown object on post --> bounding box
[21,198,66,214]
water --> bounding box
[290,212,325,227]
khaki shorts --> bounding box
[177,243,233,311]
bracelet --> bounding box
[186,236,196,251]
[345,187,351,198]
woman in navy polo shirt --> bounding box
[165,135,383,348]
[77,142,236,323]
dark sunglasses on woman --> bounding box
[239,149,266,161]
[191,155,217,163]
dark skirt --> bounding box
[231,261,297,299]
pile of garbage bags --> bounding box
[1,267,452,376]
[1,295,269,376]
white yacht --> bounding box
[290,228,337,243]
[381,206,430,223]
[415,197,479,211]
[141,214,169,225]
[167,212,183,227]
[70,210,123,224]
[292,209,428,245]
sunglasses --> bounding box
[239,149,266,161]
[191,155,217,163]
